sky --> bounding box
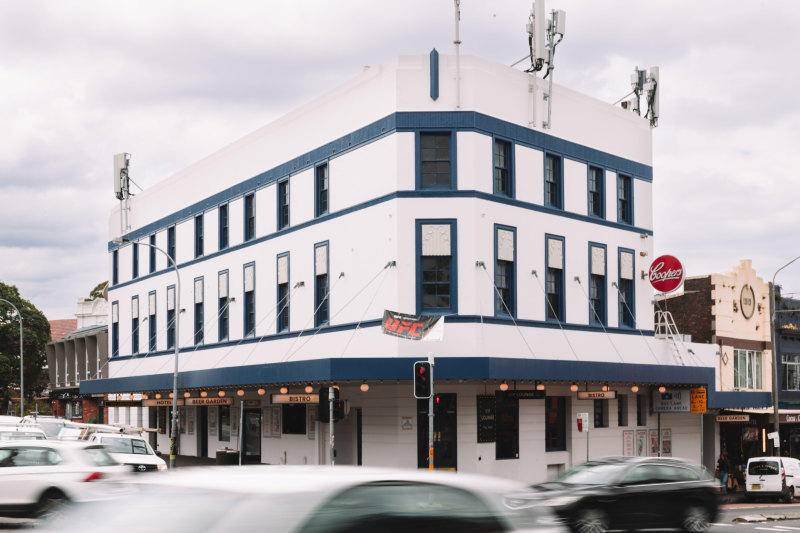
[1,0,800,320]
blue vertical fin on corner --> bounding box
[430,48,439,101]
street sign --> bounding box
[577,412,589,432]
[690,388,707,413]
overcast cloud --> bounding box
[1,0,799,319]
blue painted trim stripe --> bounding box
[430,49,439,101]
[109,111,652,251]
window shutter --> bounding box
[591,247,606,276]
[548,239,563,269]
[422,225,451,256]
[167,286,175,311]
[277,256,289,285]
[244,264,255,292]
[315,245,328,275]
[149,292,156,315]
[112,302,119,323]
[219,271,229,299]
[620,252,634,280]
[497,229,514,262]
[195,279,204,304]
[130,299,138,320]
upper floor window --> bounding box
[166,285,176,350]
[149,235,156,273]
[735,349,762,389]
[218,270,229,342]
[132,243,139,279]
[244,263,256,337]
[783,354,800,391]
[546,236,565,321]
[111,301,119,357]
[277,254,290,332]
[493,139,513,197]
[194,214,204,258]
[167,226,176,264]
[419,132,453,189]
[618,250,635,327]
[589,244,606,325]
[315,164,329,217]
[194,277,204,345]
[219,204,229,250]
[417,221,456,314]
[278,180,290,230]
[588,166,604,218]
[495,226,516,317]
[148,291,157,352]
[244,193,255,241]
[545,154,562,209]
[314,244,329,327]
[131,297,139,355]
[112,250,119,285]
[617,174,632,224]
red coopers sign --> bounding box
[649,255,684,293]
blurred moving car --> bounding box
[745,456,800,502]
[0,440,131,518]
[0,424,47,441]
[86,432,166,472]
[528,457,721,533]
[33,465,567,533]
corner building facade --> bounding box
[83,52,760,481]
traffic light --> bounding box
[414,361,432,398]
[318,386,339,423]
[332,400,345,422]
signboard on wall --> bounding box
[690,388,707,413]
[649,255,684,293]
[652,389,690,413]
[577,391,616,400]
[476,395,495,443]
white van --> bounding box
[87,432,167,472]
[745,456,800,502]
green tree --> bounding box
[88,280,108,301]
[0,283,50,415]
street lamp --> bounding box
[0,298,23,417]
[114,237,180,468]
[770,255,800,455]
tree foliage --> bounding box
[88,280,108,301]
[0,283,50,414]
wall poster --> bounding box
[263,406,281,437]
[208,407,217,436]
[649,429,659,456]
[622,430,634,456]
[661,428,672,456]
[636,429,647,456]
[187,408,195,435]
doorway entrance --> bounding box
[242,408,262,463]
[417,393,457,469]
[197,406,208,458]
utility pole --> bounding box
[428,352,435,470]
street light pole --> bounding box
[115,238,180,468]
[0,298,23,417]
[770,255,800,455]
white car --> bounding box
[86,432,167,473]
[0,424,47,441]
[33,465,566,533]
[0,440,131,518]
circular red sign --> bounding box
[649,255,684,293]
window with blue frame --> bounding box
[417,221,456,314]
[132,243,139,279]
[112,250,118,285]
[167,226,176,263]
[589,244,606,325]
[495,226,516,317]
[194,277,204,345]
[588,166,604,218]
[166,285,175,349]
[277,254,289,332]
[546,236,565,321]
[617,174,632,224]
[618,250,635,327]
[194,214,204,258]
[218,271,229,342]
[149,234,156,273]
[244,193,255,241]
[111,302,119,357]
[131,297,139,355]
[244,264,255,337]
[545,154,562,209]
[148,291,156,352]
[219,204,229,250]
[278,180,290,230]
[419,132,452,188]
[314,243,329,327]
[315,164,329,217]
[493,139,512,197]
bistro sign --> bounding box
[271,394,320,404]
[577,391,617,400]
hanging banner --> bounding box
[382,310,443,341]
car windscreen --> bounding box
[555,462,631,485]
[82,445,121,466]
[749,461,780,476]
[101,437,152,455]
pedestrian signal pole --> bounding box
[329,386,335,465]
[413,354,435,470]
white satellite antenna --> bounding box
[644,67,659,127]
[113,153,132,233]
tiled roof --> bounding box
[49,319,77,342]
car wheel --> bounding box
[36,490,70,520]
[682,506,710,533]
[573,508,609,533]
[784,487,795,504]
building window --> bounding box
[589,244,606,325]
[218,271,229,342]
[588,166,604,218]
[593,399,609,428]
[315,163,329,217]
[167,226,176,264]
[617,394,628,426]
[166,285,176,350]
[314,243,329,326]
[132,243,139,279]
[194,277,204,345]
[618,250,635,327]
[636,394,646,426]
[617,174,632,224]
[244,263,255,337]
[277,254,289,333]
[546,236,564,321]
[194,214,204,258]
[545,154,562,209]
[545,396,566,451]
[278,180,290,230]
[148,291,157,352]
[419,132,453,189]
[131,297,139,355]
[244,193,255,241]
[495,392,519,460]
[493,138,512,197]
[112,250,118,285]
[111,302,119,357]
[149,234,156,273]
[219,204,229,250]
[417,221,456,314]
[783,354,800,390]
[734,349,763,389]
[282,404,306,435]
[495,226,515,317]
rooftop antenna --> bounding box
[113,153,132,233]
[454,0,462,109]
[617,66,659,128]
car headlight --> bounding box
[540,495,583,507]
[157,464,168,471]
